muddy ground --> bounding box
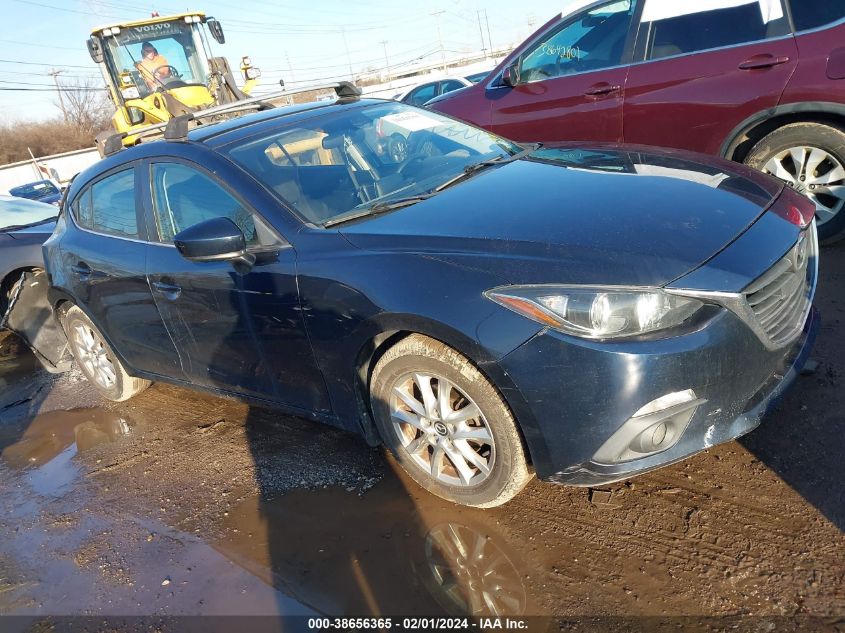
[0,246,843,628]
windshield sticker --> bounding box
[641,0,783,23]
[539,43,581,60]
[380,112,442,132]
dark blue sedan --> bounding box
[9,180,63,207]
[42,97,818,507]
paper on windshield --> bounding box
[641,0,783,23]
[380,111,442,133]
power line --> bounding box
[0,58,94,70]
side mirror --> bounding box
[207,18,225,45]
[174,217,247,263]
[87,36,104,64]
[501,63,520,88]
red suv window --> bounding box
[642,3,790,61]
[790,0,845,31]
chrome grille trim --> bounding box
[743,223,817,349]
[666,221,818,352]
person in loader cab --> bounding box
[136,42,170,89]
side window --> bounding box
[407,83,437,106]
[440,80,466,93]
[73,188,93,230]
[790,0,845,31]
[150,163,258,246]
[519,0,634,82]
[642,1,790,61]
[88,169,139,239]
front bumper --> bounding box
[498,305,819,485]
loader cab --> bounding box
[92,15,216,104]
[88,13,260,145]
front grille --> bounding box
[743,225,817,348]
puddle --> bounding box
[1,408,134,496]
[212,474,534,617]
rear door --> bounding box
[489,0,639,143]
[623,0,798,155]
[62,165,184,379]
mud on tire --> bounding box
[62,305,151,402]
[370,334,533,508]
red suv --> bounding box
[428,0,845,242]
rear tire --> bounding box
[370,334,532,508]
[744,122,845,244]
[63,305,150,402]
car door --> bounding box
[142,159,332,414]
[489,0,639,143]
[623,0,798,155]
[63,164,185,379]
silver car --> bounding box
[0,195,57,312]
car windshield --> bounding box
[0,196,58,231]
[225,102,523,226]
[9,180,60,201]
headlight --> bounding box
[485,286,704,339]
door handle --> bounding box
[738,55,790,70]
[584,83,621,97]
[152,281,182,300]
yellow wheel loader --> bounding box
[86,12,263,154]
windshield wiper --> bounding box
[433,143,541,193]
[323,194,435,228]
[0,216,58,233]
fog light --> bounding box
[592,390,704,465]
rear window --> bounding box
[74,169,139,239]
[642,1,790,61]
[790,1,845,31]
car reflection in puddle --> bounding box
[213,474,532,617]
[1,408,134,496]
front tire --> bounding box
[63,305,150,402]
[744,122,845,243]
[370,334,532,508]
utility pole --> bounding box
[48,69,67,122]
[380,40,390,80]
[431,10,447,72]
[484,10,493,58]
[340,27,354,80]
[476,11,487,58]
[285,51,296,84]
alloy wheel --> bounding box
[763,145,845,226]
[389,372,495,487]
[71,323,117,390]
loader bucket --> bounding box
[1,271,71,374]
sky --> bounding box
[0,0,577,123]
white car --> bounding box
[394,77,473,107]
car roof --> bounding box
[66,97,390,195]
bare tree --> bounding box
[55,76,113,136]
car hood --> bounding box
[339,144,785,287]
